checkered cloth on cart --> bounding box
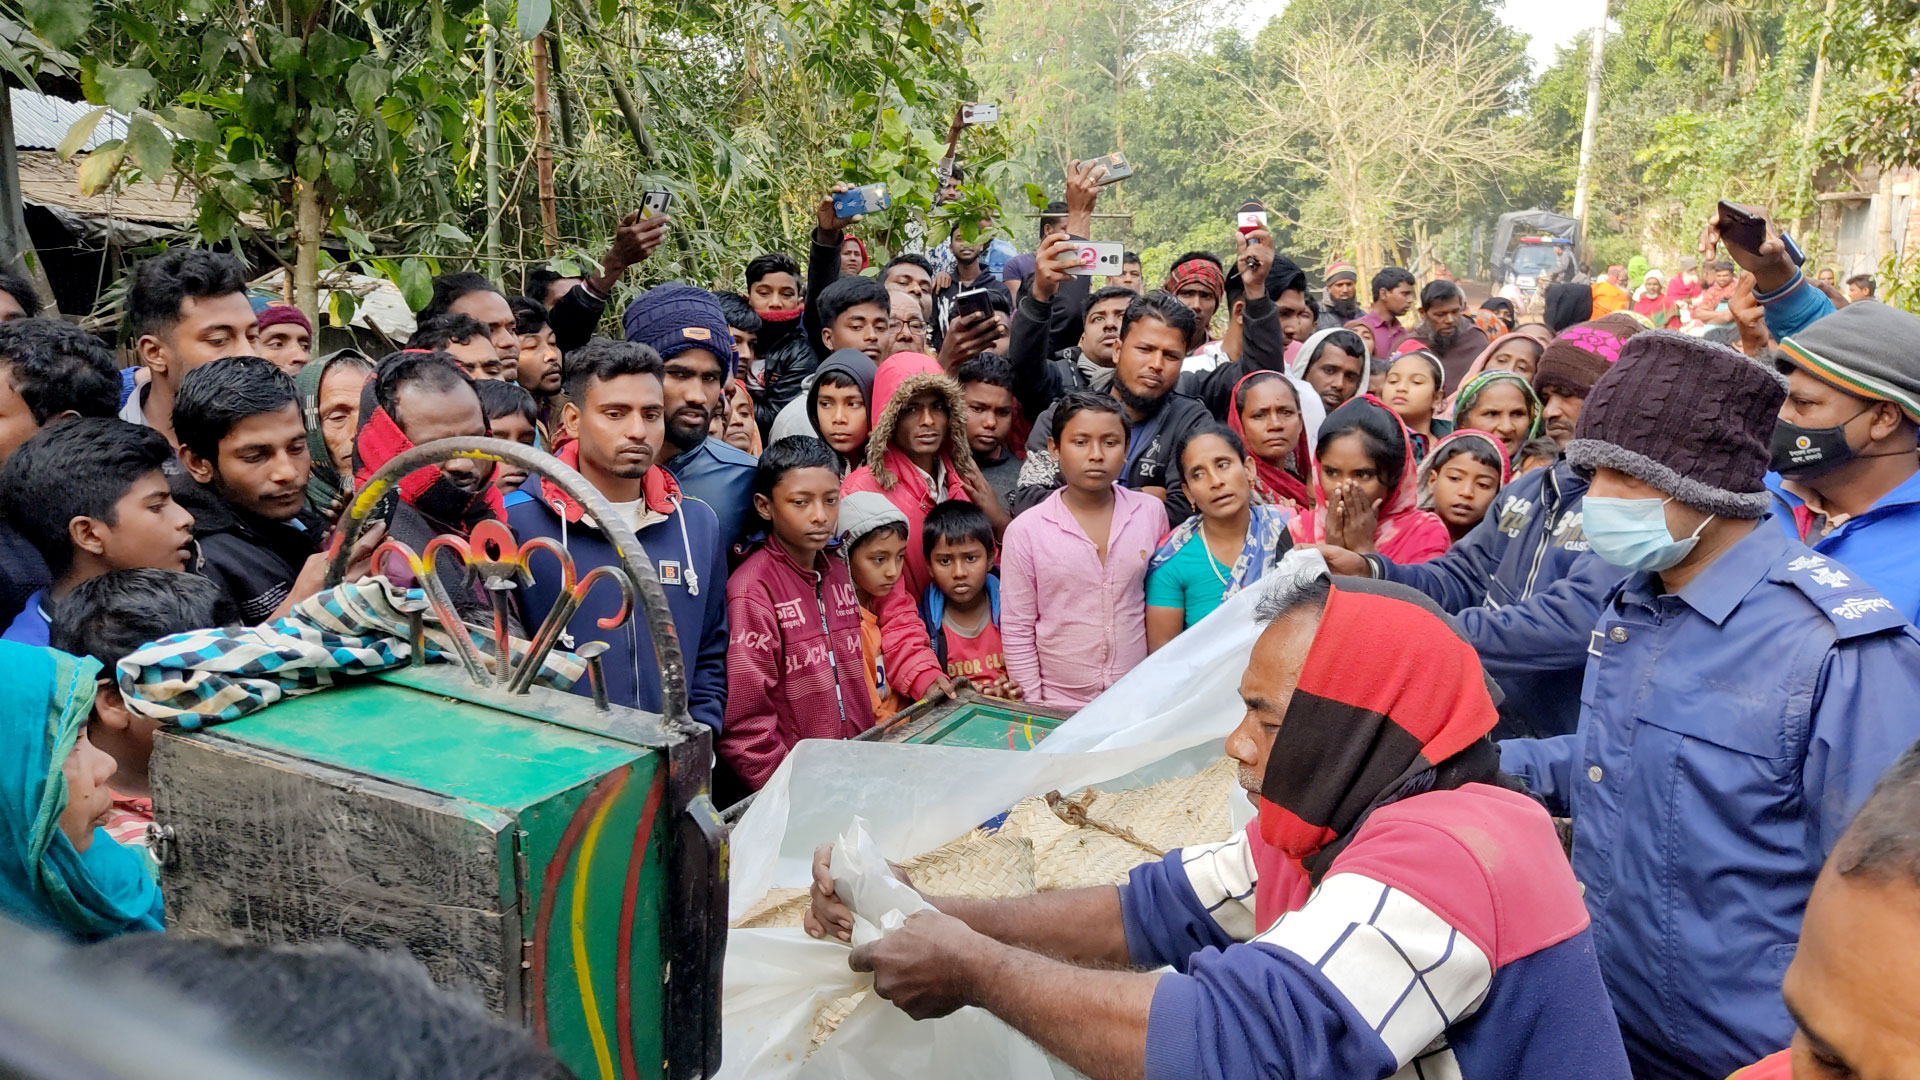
[116,576,585,728]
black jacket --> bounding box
[1007,390,1213,528]
[173,477,324,625]
[0,521,47,630]
[754,237,844,435]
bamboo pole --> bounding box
[533,31,560,255]
[483,19,502,278]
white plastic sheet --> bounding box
[718,549,1329,1079]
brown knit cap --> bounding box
[1532,315,1645,400]
[1564,331,1787,518]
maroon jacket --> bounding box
[719,539,875,790]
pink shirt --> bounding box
[1356,311,1412,359]
[1000,485,1162,708]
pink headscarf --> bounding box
[1439,330,1546,420]
[1288,394,1451,564]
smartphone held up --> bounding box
[1060,240,1125,277]
[833,183,893,219]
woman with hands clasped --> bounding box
[1287,395,1450,563]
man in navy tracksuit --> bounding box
[1315,322,1645,738]
[507,339,727,732]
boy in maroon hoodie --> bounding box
[719,435,874,794]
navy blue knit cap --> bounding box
[621,282,737,379]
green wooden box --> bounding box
[861,684,1075,750]
[150,664,724,1080]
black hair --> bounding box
[1515,436,1560,465]
[848,519,909,555]
[174,355,303,462]
[560,337,664,403]
[475,378,537,427]
[956,353,1014,393]
[0,418,175,575]
[509,295,548,335]
[1123,251,1141,267]
[1052,389,1129,439]
[1232,369,1301,417]
[712,291,763,335]
[1039,201,1068,237]
[1120,290,1198,342]
[1425,435,1505,477]
[407,313,490,352]
[71,937,576,1080]
[126,249,249,343]
[523,267,566,306]
[1847,274,1876,295]
[815,275,891,329]
[745,252,802,287]
[1088,285,1137,312]
[1833,737,1920,885]
[1370,266,1416,301]
[816,368,865,392]
[1480,297,1517,330]
[50,568,236,668]
[922,498,995,558]
[374,351,480,431]
[1710,259,1737,273]
[1419,280,1464,309]
[883,253,934,280]
[0,318,119,431]
[418,272,501,319]
[1175,421,1246,475]
[1316,397,1406,493]
[1167,251,1224,280]
[754,434,840,500]
[1306,329,1368,370]
[0,268,43,317]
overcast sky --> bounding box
[1232,0,1607,73]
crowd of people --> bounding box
[0,153,1918,1080]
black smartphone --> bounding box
[951,287,997,324]
[1716,200,1768,256]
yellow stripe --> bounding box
[1023,719,1035,748]
[570,778,625,1080]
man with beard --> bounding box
[1412,279,1491,392]
[507,339,727,730]
[172,356,382,624]
[352,352,510,628]
[1163,252,1225,353]
[1008,291,1210,526]
[1317,261,1362,328]
[623,283,758,550]
[806,574,1631,1080]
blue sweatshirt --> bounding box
[507,463,729,732]
[1501,524,1920,1079]
[1121,784,1631,1080]
[1767,469,1920,623]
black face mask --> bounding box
[1770,405,1874,477]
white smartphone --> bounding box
[961,102,1000,125]
[1065,240,1125,277]
[642,190,672,218]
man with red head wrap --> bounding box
[804,573,1630,1080]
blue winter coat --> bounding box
[1501,523,1920,1080]
[1379,460,1626,737]
[1767,469,1920,624]
[664,436,757,554]
[507,461,729,732]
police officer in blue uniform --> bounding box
[1501,332,1920,1080]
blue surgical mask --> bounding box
[1582,495,1713,573]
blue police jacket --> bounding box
[1501,523,1920,1080]
[1380,460,1626,737]
[1767,469,1920,624]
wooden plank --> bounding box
[152,731,522,1013]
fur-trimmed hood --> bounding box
[863,352,984,491]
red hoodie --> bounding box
[718,538,875,791]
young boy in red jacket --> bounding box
[719,435,875,796]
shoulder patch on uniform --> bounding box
[1775,551,1909,638]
